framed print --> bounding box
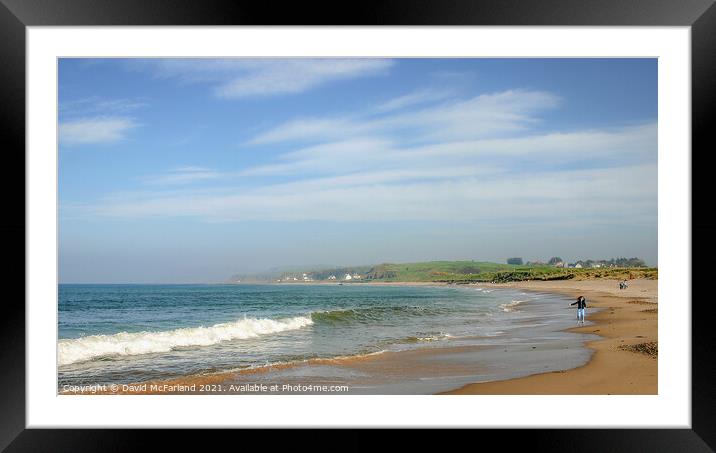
[3,0,715,450]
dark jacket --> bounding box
[570,298,587,309]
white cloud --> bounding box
[81,120,656,225]
[92,98,148,112]
[240,139,395,176]
[58,97,148,146]
[67,85,655,228]
[145,167,221,185]
[248,89,560,145]
[87,163,656,226]
[241,123,656,177]
[216,59,392,98]
[60,97,148,116]
[133,58,393,98]
[375,89,453,112]
[247,118,360,145]
[59,116,138,146]
[407,122,657,160]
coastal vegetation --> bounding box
[359,261,656,283]
[231,259,657,284]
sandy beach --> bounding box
[442,278,657,394]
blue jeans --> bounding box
[577,308,586,321]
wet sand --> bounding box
[442,278,657,394]
[68,339,593,395]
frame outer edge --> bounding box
[0,0,714,25]
[3,0,714,450]
[692,1,716,450]
[0,1,27,452]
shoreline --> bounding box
[238,280,452,287]
[61,278,657,395]
[441,279,657,394]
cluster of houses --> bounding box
[564,261,617,269]
[555,261,603,269]
[277,273,315,282]
[327,273,363,281]
[531,260,623,269]
[278,272,362,282]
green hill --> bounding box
[363,261,515,281]
[360,261,656,283]
[230,260,657,283]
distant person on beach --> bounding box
[570,296,587,324]
[619,280,629,290]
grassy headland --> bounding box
[360,261,657,283]
[233,260,657,284]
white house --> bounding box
[352,274,362,279]
[344,273,353,280]
[328,275,337,280]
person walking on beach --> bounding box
[570,296,587,325]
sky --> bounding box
[58,58,657,283]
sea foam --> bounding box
[58,315,313,366]
[499,300,526,312]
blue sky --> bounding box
[59,58,657,283]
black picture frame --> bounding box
[2,0,714,450]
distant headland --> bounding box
[228,257,656,284]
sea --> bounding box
[58,283,596,393]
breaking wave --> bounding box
[310,306,439,324]
[58,316,313,366]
